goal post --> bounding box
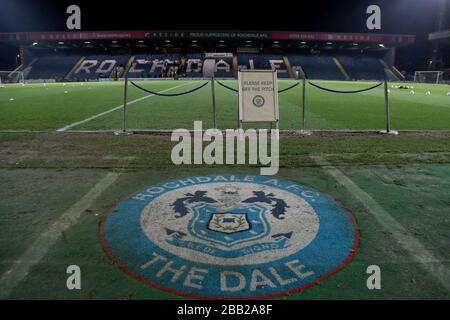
[0,71,25,86]
[413,71,443,84]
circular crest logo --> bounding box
[101,175,358,299]
[252,95,265,107]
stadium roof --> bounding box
[0,30,415,46]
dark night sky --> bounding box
[0,0,447,70]
[0,0,443,33]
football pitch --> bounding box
[0,80,449,300]
[1,79,450,131]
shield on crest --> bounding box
[188,203,271,247]
[208,213,250,234]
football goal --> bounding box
[0,71,25,87]
[413,71,443,84]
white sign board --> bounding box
[238,69,279,124]
[205,52,233,58]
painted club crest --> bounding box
[189,204,269,247]
[102,175,358,299]
[252,95,265,107]
[165,188,292,256]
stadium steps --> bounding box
[108,56,133,79]
[21,58,38,79]
[297,66,306,80]
[379,59,405,81]
[123,56,135,78]
[232,55,238,79]
[64,56,85,81]
[23,58,38,71]
[283,56,296,79]
[11,63,25,73]
[4,63,26,81]
[333,57,351,80]
[26,58,38,68]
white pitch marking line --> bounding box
[311,156,450,292]
[56,81,194,132]
[0,172,120,299]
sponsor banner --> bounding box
[271,31,415,45]
[0,31,146,42]
[0,30,414,45]
[101,174,358,299]
[238,70,278,123]
[205,53,234,58]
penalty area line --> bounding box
[0,172,120,299]
[56,82,194,132]
[311,156,450,292]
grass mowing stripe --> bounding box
[312,156,450,292]
[0,172,120,299]
[2,80,450,131]
[56,82,195,132]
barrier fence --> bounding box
[121,76,395,134]
[307,81,383,94]
[305,80,394,134]
[129,80,209,97]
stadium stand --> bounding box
[25,55,81,81]
[21,51,401,82]
[126,53,233,78]
[238,54,291,78]
[2,29,413,83]
[184,53,204,77]
[207,57,233,78]
[288,55,345,80]
[69,54,131,81]
[128,54,181,78]
[336,55,387,81]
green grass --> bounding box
[1,80,449,131]
[1,132,450,169]
[1,165,449,299]
[0,131,449,300]
[1,79,450,300]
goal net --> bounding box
[413,71,443,84]
[0,71,25,87]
